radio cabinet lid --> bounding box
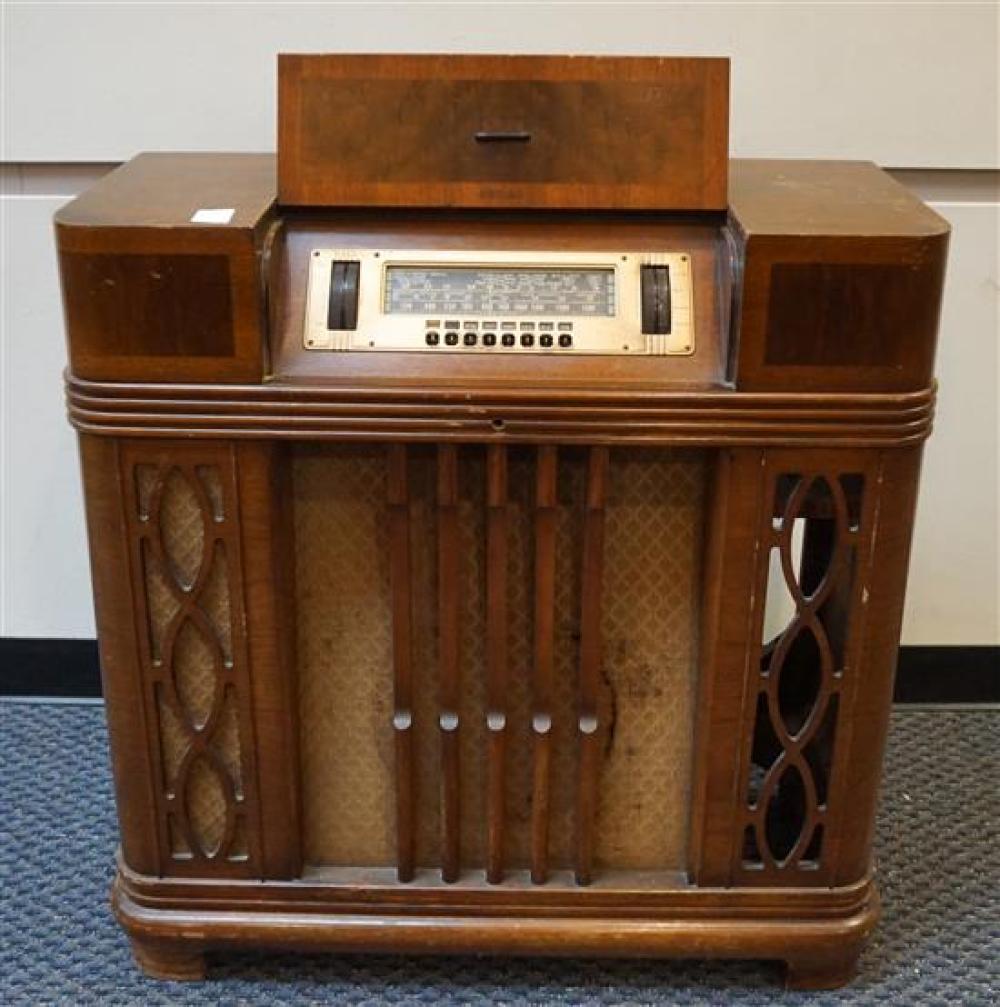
[54,152,277,237]
[277,53,730,212]
[728,159,950,239]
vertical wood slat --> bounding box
[531,446,558,884]
[387,445,415,883]
[688,450,765,885]
[575,446,609,885]
[234,442,300,879]
[437,445,462,882]
[485,445,509,884]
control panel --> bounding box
[303,249,695,356]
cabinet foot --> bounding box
[785,950,861,990]
[130,936,207,981]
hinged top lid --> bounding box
[278,54,729,211]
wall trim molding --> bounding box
[1,639,103,697]
[0,638,995,704]
[890,646,999,704]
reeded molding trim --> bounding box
[114,865,879,959]
[67,375,936,448]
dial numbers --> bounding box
[384,266,616,317]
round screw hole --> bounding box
[491,418,506,432]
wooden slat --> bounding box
[234,442,299,879]
[436,445,461,882]
[531,445,558,884]
[387,445,415,883]
[575,447,609,885]
[485,445,509,884]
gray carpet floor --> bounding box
[1,702,997,1005]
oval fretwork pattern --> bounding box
[126,448,258,875]
[739,469,866,880]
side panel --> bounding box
[831,447,923,884]
[55,153,275,383]
[79,435,300,878]
[727,160,950,393]
[691,446,922,887]
[79,435,160,874]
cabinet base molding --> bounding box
[113,867,878,990]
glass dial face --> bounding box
[383,266,616,316]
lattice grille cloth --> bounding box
[295,447,397,865]
[295,445,705,872]
[3,704,997,1003]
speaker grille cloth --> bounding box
[294,445,705,873]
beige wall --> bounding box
[1,3,997,643]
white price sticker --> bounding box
[190,208,235,225]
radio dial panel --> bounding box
[304,249,695,356]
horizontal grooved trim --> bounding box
[66,377,936,447]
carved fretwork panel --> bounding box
[734,453,878,885]
[122,442,261,877]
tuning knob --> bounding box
[640,265,671,335]
[327,260,361,330]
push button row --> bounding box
[424,330,573,349]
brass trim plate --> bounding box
[304,249,694,356]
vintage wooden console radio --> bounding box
[57,55,948,988]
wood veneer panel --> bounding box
[278,55,728,210]
[59,252,234,358]
[78,435,161,875]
